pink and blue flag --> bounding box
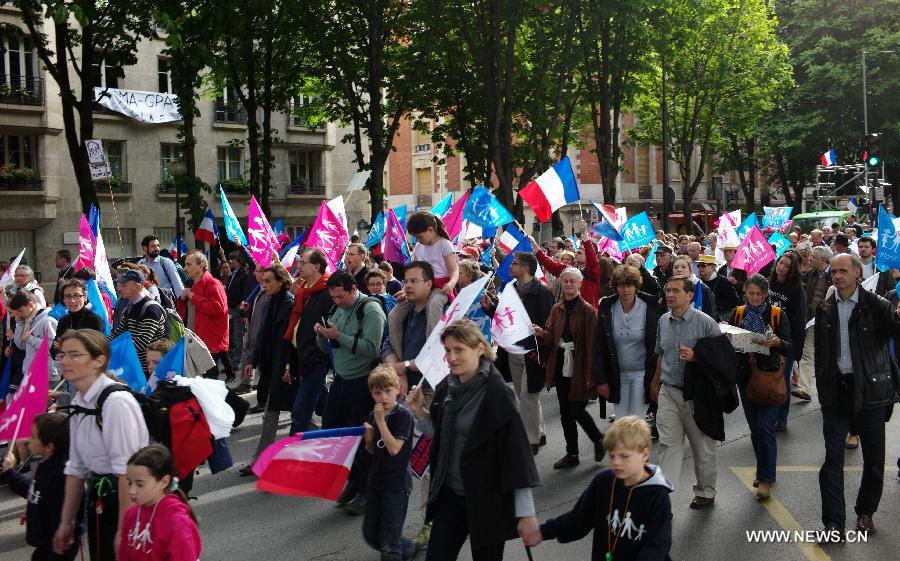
[247,195,280,267]
[0,338,49,440]
[519,156,580,223]
[383,208,410,264]
[74,214,96,270]
[731,226,776,276]
[253,427,366,500]
[442,189,471,240]
[820,148,836,166]
[306,200,350,272]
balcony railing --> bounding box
[214,102,246,125]
[157,181,177,194]
[289,184,325,196]
[0,177,43,191]
[0,75,43,106]
[217,180,250,194]
[94,181,132,194]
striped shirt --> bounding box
[107,295,166,373]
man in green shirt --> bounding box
[315,269,387,514]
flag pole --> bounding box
[8,407,25,445]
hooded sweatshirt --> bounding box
[118,494,202,561]
[540,465,673,561]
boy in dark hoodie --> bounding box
[523,416,674,561]
[1,412,81,561]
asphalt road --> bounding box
[1,384,898,561]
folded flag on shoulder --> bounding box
[519,157,580,223]
[253,427,366,500]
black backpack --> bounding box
[62,381,195,448]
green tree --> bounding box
[296,0,442,221]
[10,0,153,213]
[575,0,655,204]
[632,0,788,219]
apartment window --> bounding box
[1,35,38,84]
[289,95,318,126]
[157,58,172,94]
[0,134,36,170]
[160,144,185,181]
[289,150,322,186]
[101,228,135,259]
[217,147,242,181]
[92,59,120,89]
[102,141,124,180]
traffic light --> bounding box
[864,133,881,167]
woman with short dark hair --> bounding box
[596,265,661,419]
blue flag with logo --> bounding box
[144,337,185,394]
[48,303,68,321]
[220,187,248,245]
[463,186,515,229]
[498,237,533,283]
[692,281,704,311]
[393,205,408,233]
[617,212,656,252]
[86,279,111,335]
[481,243,495,269]
[736,214,758,240]
[645,241,660,271]
[768,232,791,258]
[108,332,148,391]
[431,192,454,218]
[876,206,900,271]
[762,207,793,229]
[365,212,386,249]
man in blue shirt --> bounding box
[138,235,184,297]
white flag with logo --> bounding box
[490,282,536,354]
[416,274,493,388]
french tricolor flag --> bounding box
[820,148,836,167]
[518,156,580,223]
[497,222,526,254]
[252,427,365,500]
[194,209,219,244]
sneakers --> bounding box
[756,482,772,500]
[335,484,358,505]
[553,455,580,469]
[415,523,432,547]
[343,493,366,515]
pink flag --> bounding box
[247,196,280,267]
[442,190,471,240]
[0,338,49,440]
[596,236,624,262]
[305,201,350,272]
[383,209,409,264]
[74,214,96,270]
[731,226,776,276]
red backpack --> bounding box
[168,397,213,479]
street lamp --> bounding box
[168,160,187,252]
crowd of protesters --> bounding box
[0,210,897,561]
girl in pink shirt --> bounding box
[119,445,201,561]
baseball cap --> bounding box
[115,269,146,285]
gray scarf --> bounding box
[430,366,490,501]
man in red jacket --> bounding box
[532,233,611,310]
[181,250,234,381]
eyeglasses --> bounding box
[56,352,89,362]
[63,294,85,300]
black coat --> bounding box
[426,358,541,549]
[639,266,660,298]
[815,285,900,412]
[717,264,747,296]
[768,278,807,361]
[684,335,739,441]
[706,275,740,319]
[293,288,333,368]
[250,289,299,411]
[595,292,660,405]
[495,277,555,393]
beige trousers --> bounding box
[655,384,717,498]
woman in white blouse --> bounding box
[52,329,149,560]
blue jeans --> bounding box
[738,382,779,483]
[322,374,374,494]
[363,489,416,561]
[776,359,794,424]
[289,359,328,435]
[820,402,886,530]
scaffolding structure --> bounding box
[811,163,892,216]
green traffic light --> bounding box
[868,156,880,166]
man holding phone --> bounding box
[284,247,334,435]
